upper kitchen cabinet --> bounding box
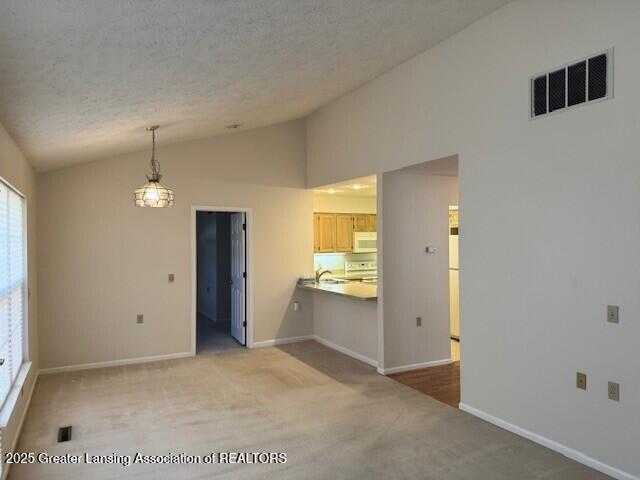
[314,212,376,253]
[354,214,376,232]
[353,214,368,232]
[367,214,376,231]
[314,214,321,252]
[335,214,354,252]
[315,213,337,252]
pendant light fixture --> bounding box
[134,126,175,207]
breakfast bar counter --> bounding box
[297,281,377,301]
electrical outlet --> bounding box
[608,381,620,401]
[137,314,144,324]
[576,372,587,390]
[416,316,422,327]
[168,273,175,283]
[293,301,301,312]
[607,305,619,324]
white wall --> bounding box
[382,171,458,369]
[0,122,38,470]
[306,0,640,477]
[37,120,314,369]
[313,293,377,366]
[313,193,376,214]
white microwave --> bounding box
[353,232,377,253]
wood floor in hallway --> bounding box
[11,341,606,479]
[389,361,461,408]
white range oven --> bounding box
[353,232,377,253]
[344,260,377,282]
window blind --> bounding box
[0,178,26,409]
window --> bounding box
[0,177,27,408]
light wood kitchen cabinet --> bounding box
[314,215,321,252]
[353,215,369,232]
[354,214,376,232]
[314,212,376,252]
[367,214,376,231]
[335,214,354,252]
[315,213,337,252]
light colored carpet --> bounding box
[11,341,607,479]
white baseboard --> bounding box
[251,335,314,348]
[39,352,194,375]
[377,358,451,375]
[459,403,638,480]
[312,335,378,368]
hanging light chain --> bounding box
[148,126,161,180]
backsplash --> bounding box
[314,252,377,273]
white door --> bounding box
[230,213,246,345]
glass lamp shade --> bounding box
[134,180,175,207]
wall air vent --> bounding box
[530,49,613,119]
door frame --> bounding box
[191,205,254,353]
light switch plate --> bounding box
[137,314,144,324]
[576,372,587,390]
[608,381,620,401]
[607,305,619,324]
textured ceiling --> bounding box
[0,0,510,171]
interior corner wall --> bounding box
[37,120,314,369]
[196,212,218,321]
[382,172,457,369]
[306,0,640,476]
[215,213,231,321]
[0,122,38,465]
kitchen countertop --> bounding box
[297,281,377,301]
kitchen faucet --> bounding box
[315,268,332,283]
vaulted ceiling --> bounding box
[0,0,510,171]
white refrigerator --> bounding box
[449,207,460,340]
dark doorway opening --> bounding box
[196,211,245,352]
